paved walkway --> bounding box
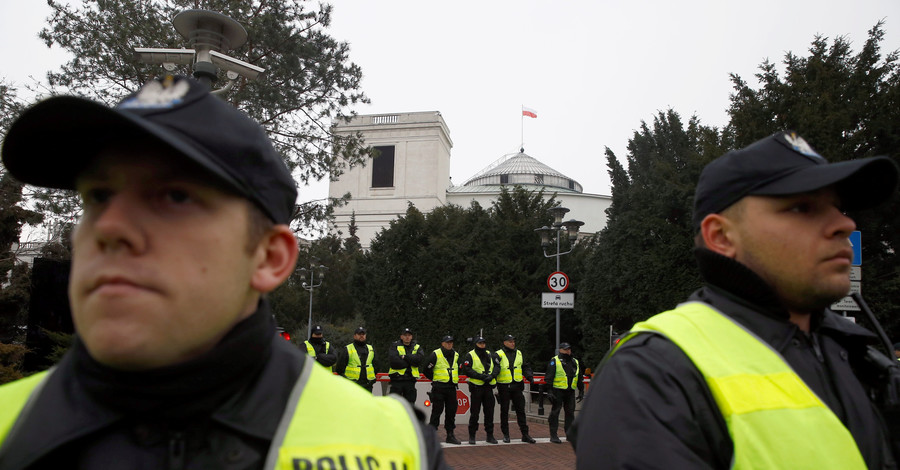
[434,421,575,469]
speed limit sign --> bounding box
[547,272,569,293]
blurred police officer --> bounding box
[389,327,424,403]
[495,334,536,443]
[336,327,376,392]
[304,325,337,368]
[0,75,447,469]
[545,342,583,443]
[460,336,500,444]
[423,335,462,445]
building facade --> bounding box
[330,112,610,249]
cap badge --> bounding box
[783,132,824,161]
[119,77,190,110]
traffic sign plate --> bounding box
[547,271,569,293]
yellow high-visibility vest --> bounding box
[431,348,459,384]
[389,343,421,378]
[551,355,579,390]
[304,340,331,357]
[466,350,496,386]
[0,357,426,470]
[343,344,375,381]
[495,349,523,384]
[613,301,867,470]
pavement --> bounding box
[434,418,576,469]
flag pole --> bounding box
[521,105,524,151]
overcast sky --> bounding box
[2,0,898,203]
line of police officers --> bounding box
[303,325,584,445]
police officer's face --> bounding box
[476,341,486,349]
[503,339,515,349]
[717,188,856,314]
[442,341,453,350]
[354,332,367,342]
[312,333,323,339]
[69,148,290,370]
[400,332,412,344]
[560,347,571,355]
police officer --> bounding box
[336,326,376,392]
[574,131,899,469]
[389,327,424,403]
[0,75,447,468]
[545,342,584,443]
[304,325,337,368]
[495,334,536,443]
[460,336,500,445]
[423,335,462,445]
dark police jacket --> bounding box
[572,248,897,470]
[0,301,448,470]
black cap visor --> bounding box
[2,96,250,200]
[750,156,897,211]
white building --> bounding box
[330,111,610,249]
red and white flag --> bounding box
[522,107,537,118]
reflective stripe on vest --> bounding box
[389,343,420,377]
[495,349,523,384]
[614,301,866,470]
[265,354,424,469]
[432,349,459,384]
[344,344,375,381]
[551,355,579,390]
[304,340,330,356]
[466,350,495,386]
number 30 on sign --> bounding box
[547,272,569,293]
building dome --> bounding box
[460,149,583,193]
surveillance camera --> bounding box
[209,50,265,81]
[133,47,195,66]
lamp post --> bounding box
[298,261,328,340]
[535,206,584,351]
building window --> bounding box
[372,146,395,188]
[500,174,509,184]
[534,174,544,185]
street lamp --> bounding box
[133,9,265,94]
[535,206,584,351]
[298,261,328,340]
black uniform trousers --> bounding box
[467,383,495,436]
[389,379,417,404]
[497,382,529,436]
[429,383,458,432]
[549,388,576,436]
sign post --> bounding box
[832,231,862,314]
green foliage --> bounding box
[351,187,573,367]
[268,233,363,341]
[728,21,900,338]
[41,328,74,366]
[29,0,372,235]
[576,112,728,367]
[0,342,29,385]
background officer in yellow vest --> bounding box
[336,326,376,392]
[495,334,536,443]
[460,335,501,444]
[304,325,337,368]
[574,131,899,469]
[423,335,462,445]
[0,76,448,469]
[544,342,583,443]
[389,327,424,403]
